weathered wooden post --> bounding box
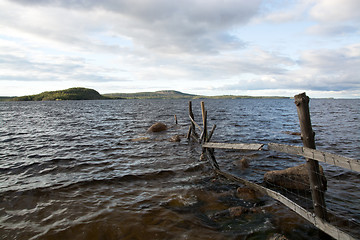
[188,101,198,139]
[200,101,207,160]
[208,124,216,142]
[294,92,328,221]
[199,101,219,169]
[201,101,207,142]
[186,125,192,140]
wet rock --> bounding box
[211,206,258,220]
[229,206,252,217]
[267,233,289,240]
[169,135,181,142]
[236,187,258,201]
[131,136,150,142]
[264,163,327,191]
[200,153,207,161]
[165,194,198,208]
[283,131,301,136]
[234,157,249,169]
[147,122,167,133]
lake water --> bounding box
[0,98,359,239]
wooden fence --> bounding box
[187,93,359,240]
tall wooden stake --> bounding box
[295,92,328,221]
[201,101,207,142]
[189,101,198,138]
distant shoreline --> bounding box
[2,88,358,101]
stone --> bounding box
[169,135,181,142]
[211,206,258,220]
[267,233,289,240]
[200,153,206,161]
[131,136,150,142]
[236,187,258,201]
[283,131,301,136]
[234,157,249,169]
[228,206,249,217]
[147,122,167,133]
[264,163,327,191]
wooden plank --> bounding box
[215,169,356,240]
[203,142,264,151]
[268,143,303,156]
[302,147,360,173]
[268,143,360,173]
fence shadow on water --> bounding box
[187,93,360,240]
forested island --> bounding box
[1,88,290,101]
[10,88,108,101]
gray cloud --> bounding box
[307,24,359,36]
[213,44,360,93]
[9,0,261,54]
[0,52,128,83]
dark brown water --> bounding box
[0,99,359,239]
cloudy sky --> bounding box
[0,0,359,98]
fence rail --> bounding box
[202,142,264,151]
[214,169,355,240]
[268,143,360,172]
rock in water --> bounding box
[210,206,259,220]
[236,187,258,201]
[169,135,181,142]
[264,163,327,191]
[268,233,289,240]
[147,122,168,133]
[234,157,249,169]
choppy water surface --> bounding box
[0,98,359,239]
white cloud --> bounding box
[308,0,360,36]
[5,0,261,54]
[255,0,360,37]
[210,43,360,93]
[294,44,360,90]
[309,0,360,22]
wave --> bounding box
[0,158,78,175]
[0,169,176,197]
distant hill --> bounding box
[103,90,197,99]
[0,96,15,101]
[12,87,108,101]
[104,90,289,100]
